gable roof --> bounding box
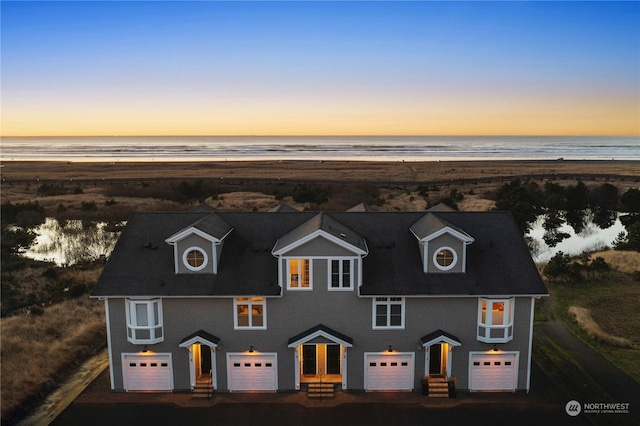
[179,329,221,348]
[287,324,354,347]
[92,211,548,298]
[420,329,462,347]
[272,212,367,255]
[165,213,233,243]
[409,212,474,243]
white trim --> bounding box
[327,257,355,291]
[287,329,354,348]
[363,352,415,391]
[105,299,115,390]
[121,352,174,391]
[420,227,474,244]
[468,351,519,392]
[421,335,462,348]
[233,297,267,330]
[432,246,458,271]
[182,246,209,272]
[226,352,278,392]
[178,335,219,348]
[372,297,405,329]
[165,226,224,244]
[526,297,535,393]
[272,230,368,256]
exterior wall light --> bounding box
[492,344,498,352]
[142,346,148,353]
[387,345,393,353]
[249,346,254,353]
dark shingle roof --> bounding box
[92,211,547,298]
[287,324,354,346]
[180,329,221,346]
[272,212,367,254]
[420,329,461,346]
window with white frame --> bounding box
[373,297,405,329]
[288,259,312,289]
[126,299,163,344]
[182,246,208,272]
[433,247,457,271]
[329,259,353,290]
[234,297,266,329]
[477,298,514,343]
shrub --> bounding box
[292,184,330,204]
[81,201,97,211]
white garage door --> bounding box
[365,354,414,391]
[227,354,277,391]
[470,353,518,391]
[123,354,172,391]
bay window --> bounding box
[477,298,514,343]
[126,299,163,344]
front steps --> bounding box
[192,380,214,400]
[307,383,335,399]
[427,376,450,398]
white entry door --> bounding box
[227,354,277,391]
[469,353,518,391]
[123,354,173,391]
[365,353,414,391]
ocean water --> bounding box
[1,135,638,162]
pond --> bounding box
[24,218,123,266]
[527,213,625,263]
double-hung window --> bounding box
[477,298,514,343]
[329,259,353,290]
[126,299,163,344]
[373,297,405,329]
[288,259,312,290]
[234,297,266,329]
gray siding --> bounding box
[426,234,465,273]
[106,293,535,392]
[283,236,359,257]
[175,234,215,274]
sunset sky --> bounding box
[1,1,638,137]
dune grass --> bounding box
[0,297,106,423]
[541,267,640,383]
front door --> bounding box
[302,345,317,375]
[200,344,212,375]
[326,345,341,375]
[429,343,442,375]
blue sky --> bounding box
[1,1,638,136]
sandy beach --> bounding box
[1,159,637,215]
[2,159,639,184]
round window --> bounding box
[434,247,457,271]
[183,247,208,271]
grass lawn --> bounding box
[536,259,640,384]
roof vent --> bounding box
[340,233,347,238]
[143,242,153,249]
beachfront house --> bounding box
[91,208,548,396]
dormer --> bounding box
[409,213,474,273]
[272,213,368,289]
[165,214,233,274]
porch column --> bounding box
[342,347,348,390]
[446,346,453,379]
[188,347,195,389]
[294,348,300,390]
[211,346,217,390]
